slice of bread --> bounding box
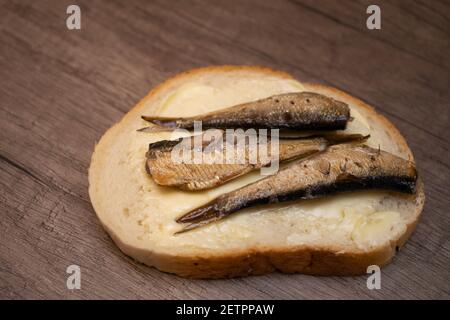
[88,66,425,278]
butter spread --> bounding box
[119,78,404,252]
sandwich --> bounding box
[88,66,424,278]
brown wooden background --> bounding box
[1,0,449,299]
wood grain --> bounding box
[0,0,449,299]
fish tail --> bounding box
[176,201,219,223]
[174,201,222,234]
[141,115,182,128]
[137,126,176,133]
[325,133,370,146]
[174,216,221,235]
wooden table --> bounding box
[1,0,449,299]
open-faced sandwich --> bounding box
[89,66,424,278]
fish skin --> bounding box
[175,144,417,233]
[141,92,350,131]
[146,133,367,191]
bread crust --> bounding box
[89,65,425,279]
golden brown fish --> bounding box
[140,92,350,132]
[176,144,417,233]
[146,132,367,191]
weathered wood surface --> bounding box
[0,0,449,299]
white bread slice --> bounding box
[88,66,425,278]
